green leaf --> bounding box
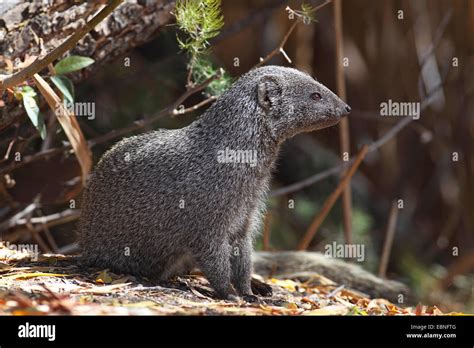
[20,85,37,97]
[21,91,46,140]
[50,75,74,105]
[54,55,94,75]
[347,306,368,316]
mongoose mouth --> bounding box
[315,116,341,130]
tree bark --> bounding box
[0,0,176,130]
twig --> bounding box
[378,200,399,278]
[9,291,34,308]
[270,161,345,197]
[255,20,299,68]
[313,0,333,12]
[333,0,352,244]
[419,9,453,68]
[58,242,79,255]
[0,123,19,163]
[4,209,79,242]
[0,202,38,233]
[170,73,222,114]
[16,209,78,227]
[0,146,68,176]
[286,0,332,18]
[297,145,369,250]
[254,1,332,69]
[26,220,51,253]
[262,213,272,251]
[185,65,194,88]
[34,208,60,253]
[326,284,345,298]
[40,284,73,314]
[0,0,124,94]
[15,210,79,237]
[172,96,217,116]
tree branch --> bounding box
[378,200,399,278]
[254,0,331,69]
[333,0,352,244]
[297,145,369,250]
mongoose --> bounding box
[78,65,351,300]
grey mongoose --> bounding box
[78,65,351,300]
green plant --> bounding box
[175,0,224,57]
[174,0,231,96]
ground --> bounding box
[0,245,460,316]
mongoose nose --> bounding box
[345,105,351,113]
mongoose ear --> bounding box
[257,75,283,113]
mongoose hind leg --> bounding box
[193,235,238,300]
[230,235,253,296]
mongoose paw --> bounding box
[223,294,240,302]
[242,294,259,303]
[251,278,273,297]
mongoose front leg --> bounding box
[194,236,238,300]
[230,234,253,296]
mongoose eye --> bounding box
[311,92,322,101]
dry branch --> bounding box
[333,0,352,244]
[297,145,369,250]
[254,0,331,69]
[378,201,399,278]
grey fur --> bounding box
[77,65,350,299]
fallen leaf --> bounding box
[12,310,47,316]
[78,283,131,295]
[111,276,131,285]
[303,305,350,316]
[414,303,424,316]
[3,272,68,280]
[270,278,298,292]
[123,301,160,308]
[95,270,113,284]
[284,302,298,310]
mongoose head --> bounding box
[253,65,351,141]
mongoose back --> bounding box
[78,65,351,299]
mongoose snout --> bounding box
[78,65,351,300]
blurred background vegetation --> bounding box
[0,0,473,312]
